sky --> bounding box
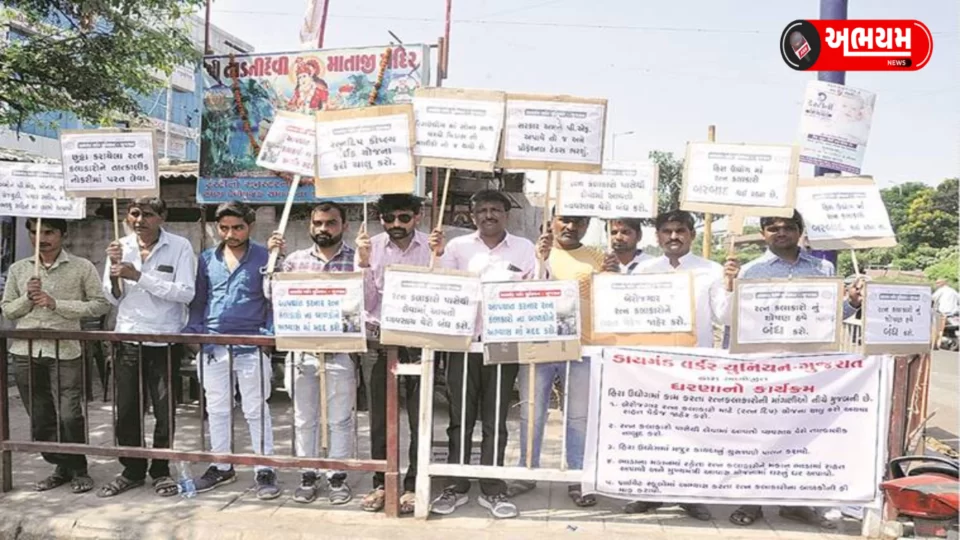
[206,0,959,188]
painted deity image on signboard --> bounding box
[198,45,428,204]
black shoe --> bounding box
[194,466,237,493]
[255,469,281,500]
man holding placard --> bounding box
[427,190,550,519]
[1,218,110,494]
[267,201,358,506]
[183,201,279,499]
[98,197,197,498]
[506,212,617,507]
[609,218,652,273]
[624,209,737,521]
[355,194,431,514]
[726,210,859,529]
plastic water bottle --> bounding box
[176,462,197,499]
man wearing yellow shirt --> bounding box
[507,213,616,506]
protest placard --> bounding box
[556,161,658,219]
[799,80,877,175]
[795,176,897,250]
[255,111,317,177]
[59,129,159,198]
[863,282,933,355]
[413,88,506,172]
[680,143,799,217]
[591,272,697,347]
[0,162,85,220]
[271,272,366,352]
[730,278,844,354]
[379,265,481,352]
[498,94,606,172]
[315,104,416,197]
[482,280,580,343]
[583,347,885,506]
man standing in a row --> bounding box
[1,218,111,494]
[98,197,196,498]
[356,194,431,514]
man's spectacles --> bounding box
[381,213,414,224]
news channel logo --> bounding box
[780,20,821,70]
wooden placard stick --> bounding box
[429,168,453,269]
[526,170,554,468]
[112,197,124,293]
[702,125,717,259]
[266,174,301,275]
[33,216,42,277]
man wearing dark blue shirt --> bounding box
[184,201,279,499]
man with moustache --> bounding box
[1,218,110,494]
[624,209,739,521]
[266,202,358,505]
[609,218,652,273]
[98,197,196,498]
[507,212,618,507]
[428,190,551,519]
[354,194,431,514]
[183,201,279,499]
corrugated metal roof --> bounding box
[0,148,198,179]
[0,147,58,163]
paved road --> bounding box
[927,350,958,452]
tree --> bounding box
[649,150,683,216]
[900,189,958,250]
[1,1,202,131]
[880,182,929,234]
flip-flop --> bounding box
[36,472,71,492]
[71,474,94,494]
[96,476,144,498]
[779,506,837,529]
[730,505,763,526]
[153,476,179,497]
[567,484,597,507]
[361,487,385,512]
[399,491,416,515]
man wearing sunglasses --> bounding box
[353,194,431,514]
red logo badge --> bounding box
[781,19,933,71]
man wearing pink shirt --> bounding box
[426,190,551,519]
[354,194,431,514]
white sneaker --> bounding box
[478,493,519,519]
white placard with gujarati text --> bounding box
[864,284,932,346]
[799,81,877,175]
[482,280,581,343]
[583,348,884,505]
[683,143,795,209]
[413,97,504,164]
[593,272,693,334]
[256,112,316,177]
[796,181,895,247]
[381,270,481,337]
[559,161,658,219]
[272,279,364,337]
[0,162,85,219]
[502,99,605,165]
[736,281,840,345]
[60,131,157,192]
[316,114,413,178]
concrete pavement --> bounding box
[926,350,958,454]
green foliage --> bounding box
[881,182,929,233]
[899,189,958,250]
[649,150,683,216]
[924,247,959,288]
[1,1,203,130]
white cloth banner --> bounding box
[583,347,885,506]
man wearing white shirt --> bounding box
[625,209,737,520]
[933,279,959,315]
[609,218,652,274]
[97,197,197,498]
[427,190,550,520]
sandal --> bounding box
[730,505,763,526]
[399,491,416,515]
[153,476,179,498]
[567,484,597,507]
[624,500,663,514]
[36,471,71,492]
[71,474,94,494]
[96,475,144,498]
[778,506,837,529]
[361,487,385,512]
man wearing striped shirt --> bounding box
[266,201,358,506]
[609,218,652,274]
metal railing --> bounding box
[0,329,404,516]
